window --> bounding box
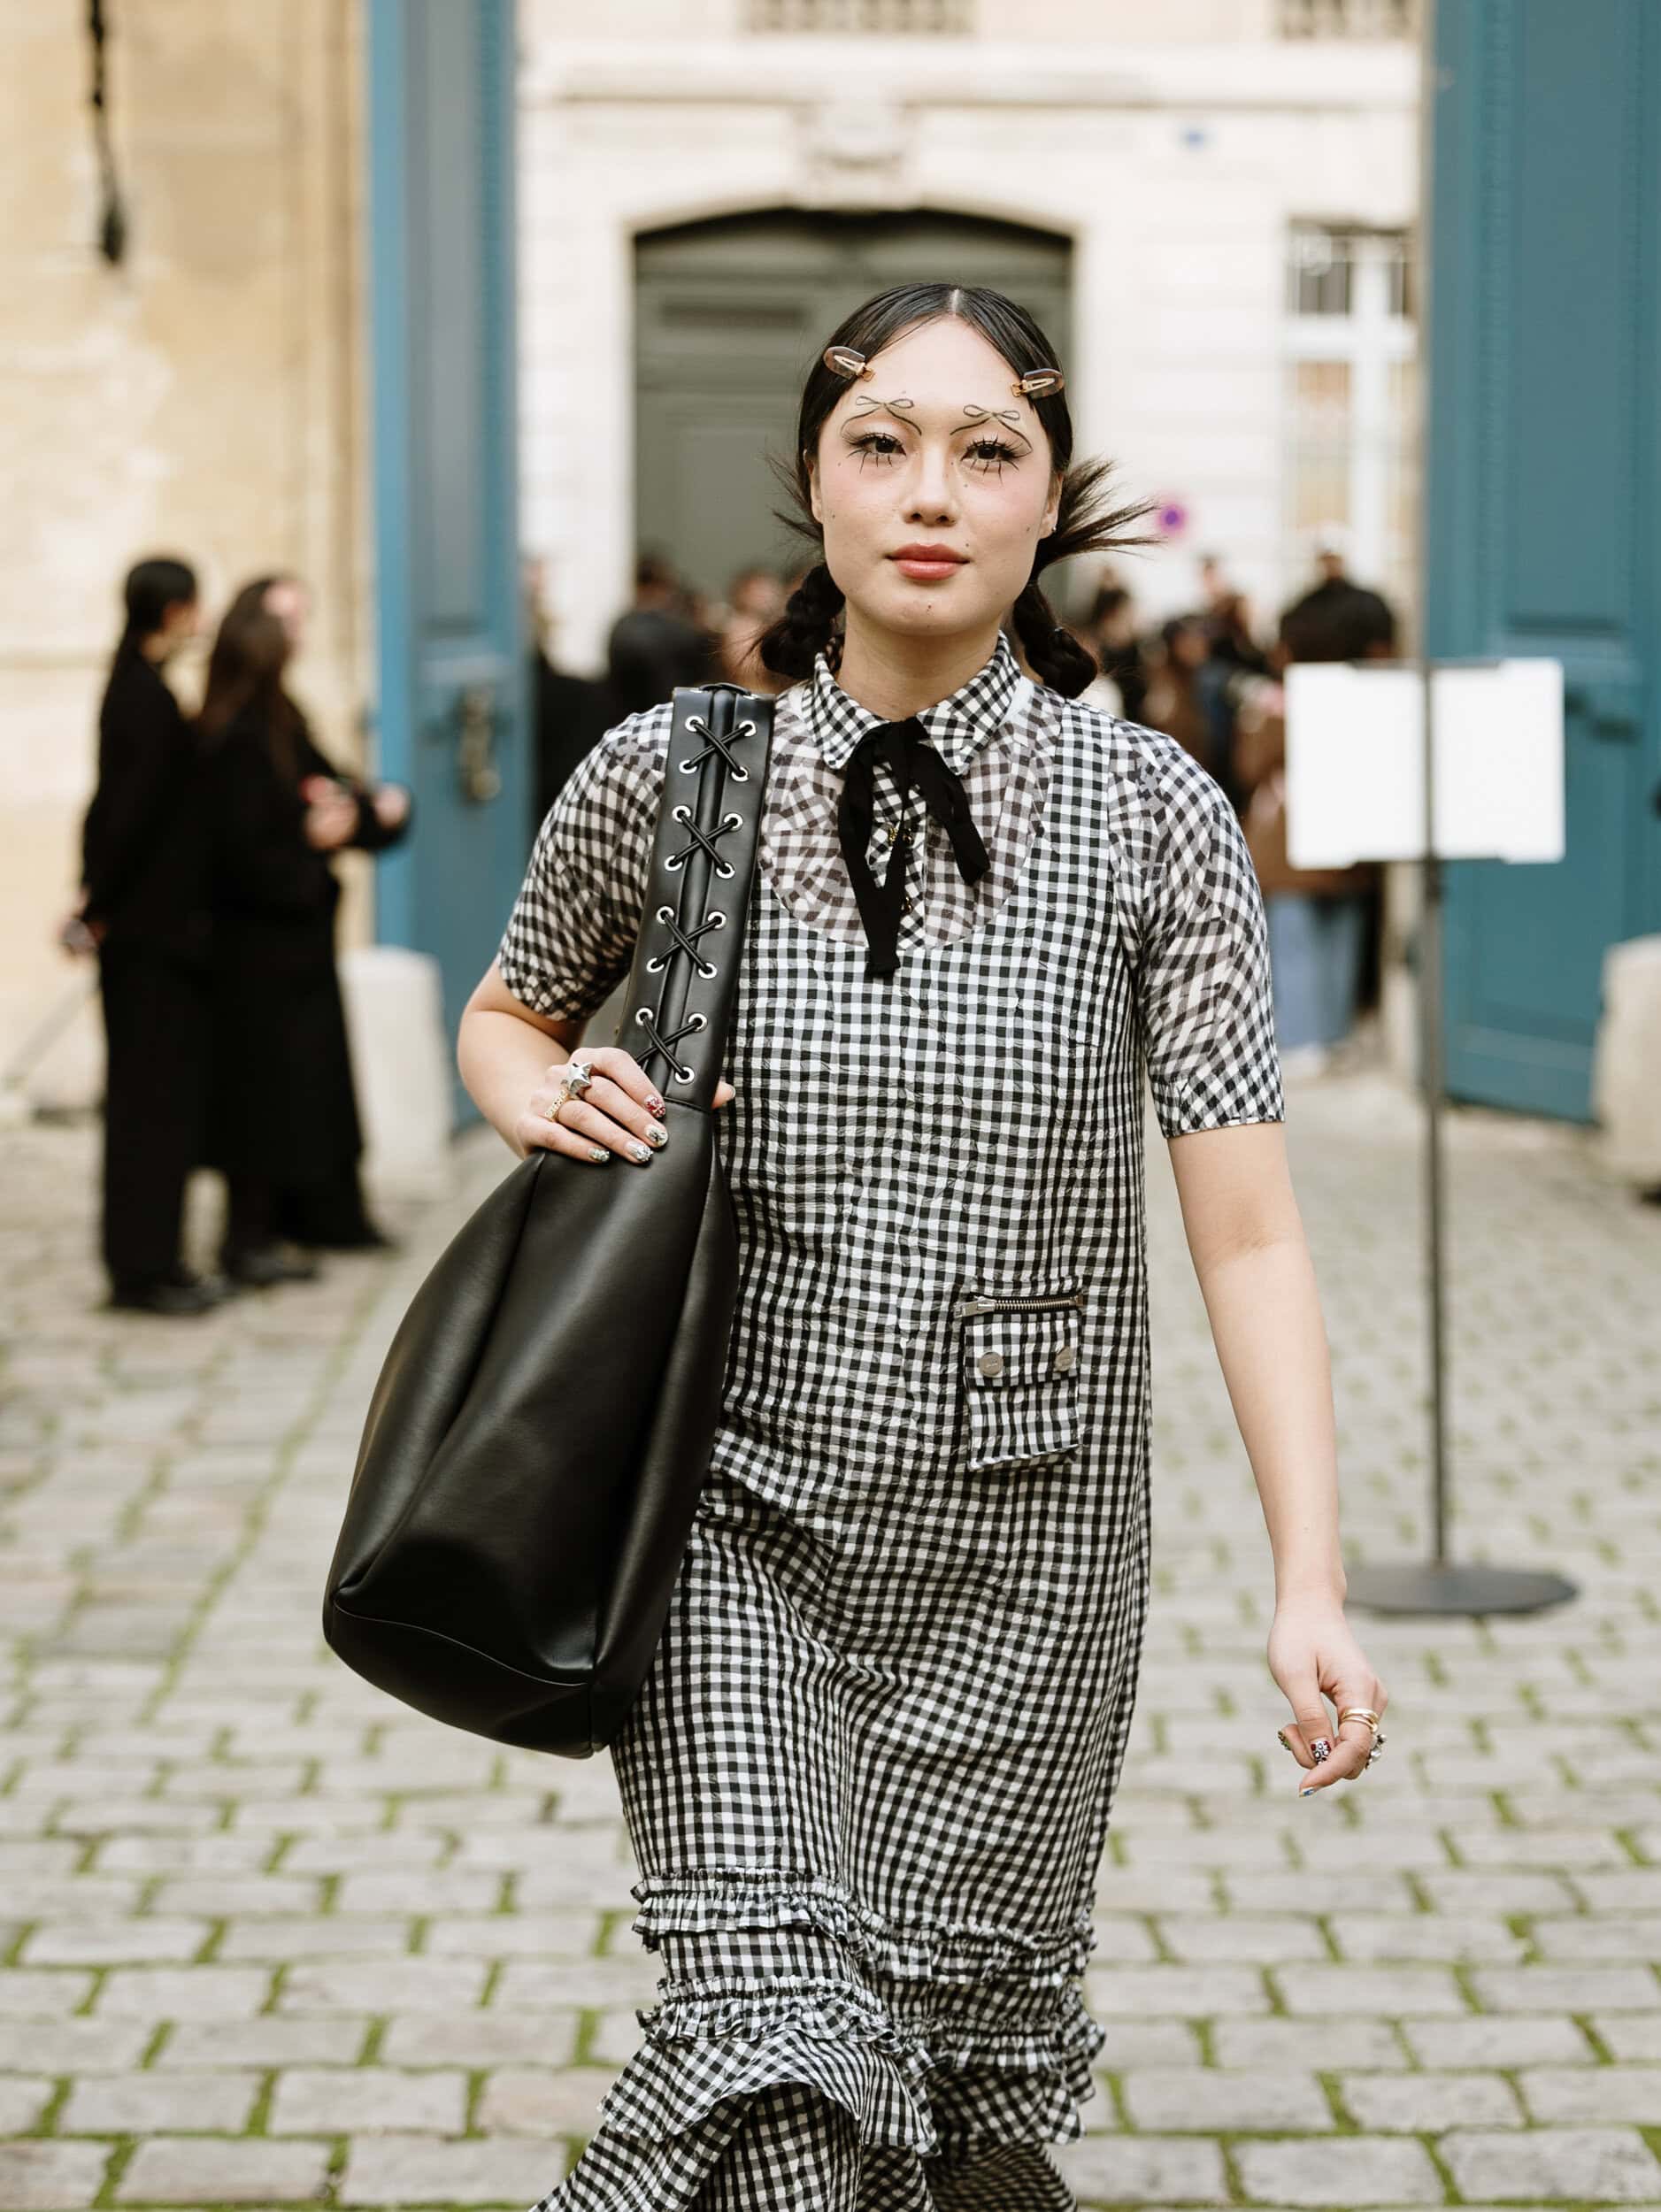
[745,0,973,28]
[1278,0,1415,35]
[1283,225,1417,623]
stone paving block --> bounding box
[1337,2069,1525,2130]
[1088,2018,1203,2071]
[159,2016,369,2068]
[337,2133,566,2207]
[1329,1915,1528,1964]
[491,1960,663,2012]
[1402,2013,1596,2067]
[116,2135,333,2205]
[216,1915,413,1962]
[147,1878,324,1917]
[423,1913,603,1960]
[1154,1916,1330,1965]
[1229,2134,1447,2206]
[282,1832,448,1875]
[277,1958,488,2015]
[96,1966,271,2020]
[1532,1915,1661,1962]
[50,1797,223,1838]
[1469,1964,1660,2012]
[1082,1965,1271,2017]
[1439,2124,1661,2203]
[476,2065,639,2135]
[59,2069,262,2134]
[0,2078,54,2134]
[332,1870,504,1916]
[20,1917,211,1967]
[0,1970,95,2018]
[0,2020,151,2073]
[1518,2065,1661,2124]
[1119,2067,1331,2132]
[268,2066,468,2135]
[1596,2015,1661,2062]
[1052,2131,1231,2204]
[92,1834,274,1876]
[1272,1964,1469,2016]
[0,2143,112,2211]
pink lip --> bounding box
[890,543,968,580]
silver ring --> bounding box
[565,1056,595,1101]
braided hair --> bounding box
[758,284,1152,697]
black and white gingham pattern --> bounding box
[506,651,1284,2211]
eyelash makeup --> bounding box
[847,431,1025,476]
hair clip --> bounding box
[822,345,873,381]
[1012,367,1065,399]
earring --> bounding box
[823,346,873,381]
[1012,368,1065,399]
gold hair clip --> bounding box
[823,345,874,381]
[1012,368,1065,399]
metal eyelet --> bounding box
[698,960,717,980]
[722,812,742,830]
[716,863,735,879]
[735,719,757,737]
[727,764,750,781]
[656,905,674,921]
[634,1007,651,1025]
[688,1012,708,1031]
[685,714,709,736]
[678,757,698,774]
[673,1062,695,1084]
[672,805,691,823]
[704,910,727,930]
[645,954,666,973]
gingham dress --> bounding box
[496,634,1284,2211]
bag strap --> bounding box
[619,682,775,1112]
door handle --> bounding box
[1565,681,1640,740]
[455,684,503,803]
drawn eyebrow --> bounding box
[846,395,1032,445]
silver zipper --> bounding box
[953,1291,1085,1322]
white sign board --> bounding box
[1283,659,1565,868]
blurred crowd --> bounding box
[71,560,411,1317]
[530,531,1400,1080]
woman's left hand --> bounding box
[1266,1592,1388,1797]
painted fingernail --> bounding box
[647,1094,665,1118]
[1310,1738,1332,1763]
[644,1123,667,1148]
[1299,1785,1317,1797]
[588,1146,609,1164]
[628,1141,652,1164]
[1275,1729,1296,1755]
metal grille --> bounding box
[745,0,973,30]
[1278,0,1414,36]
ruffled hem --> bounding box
[631,1866,1096,1986]
[602,1975,940,2154]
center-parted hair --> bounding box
[758,283,1153,697]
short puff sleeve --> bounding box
[1132,741,1285,1140]
[494,707,668,1025]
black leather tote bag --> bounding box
[322,684,773,1756]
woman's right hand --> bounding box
[517,1046,734,1165]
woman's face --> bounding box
[265,579,311,653]
[809,318,1061,651]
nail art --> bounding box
[1275,1729,1296,1755]
[1299,1785,1317,1797]
[644,1123,667,1148]
[647,1094,665,1118]
[587,1146,609,1164]
[628,1141,653,1164]
[1310,1738,1332,1763]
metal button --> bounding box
[1053,1346,1077,1375]
[977,1351,1004,1379]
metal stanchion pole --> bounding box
[1342,0,1573,1618]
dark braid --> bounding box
[758,561,845,681]
[1011,580,1096,698]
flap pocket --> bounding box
[954,1291,1083,1475]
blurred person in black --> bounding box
[604,550,715,718]
[524,557,611,834]
[1140,613,1220,780]
[1280,524,1397,659]
[80,556,226,1316]
[1079,575,1149,723]
[199,578,411,1284]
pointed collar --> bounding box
[804,631,1021,779]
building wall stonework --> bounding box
[515,19,1417,674]
[0,2,369,1092]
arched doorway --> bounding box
[634,210,1073,600]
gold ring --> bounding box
[544,1089,567,1125]
[1338,1708,1381,1732]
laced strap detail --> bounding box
[665,805,743,880]
[679,712,757,783]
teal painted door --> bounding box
[368,0,527,1106]
[1428,0,1661,1118]
[635,212,1073,601]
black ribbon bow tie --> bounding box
[835,716,990,979]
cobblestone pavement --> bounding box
[1,1071,1657,2211]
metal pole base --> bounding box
[1346,1561,1578,1617]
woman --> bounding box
[81,555,223,1315]
[199,579,409,1284]
[460,287,1388,2211]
